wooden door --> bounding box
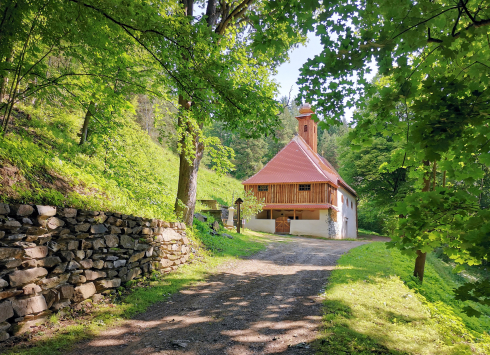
[275,216,290,234]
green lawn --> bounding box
[316,243,490,355]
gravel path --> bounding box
[67,235,365,355]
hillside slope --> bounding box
[0,104,243,221]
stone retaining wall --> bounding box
[0,203,190,341]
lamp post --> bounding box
[235,198,243,233]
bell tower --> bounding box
[296,103,317,153]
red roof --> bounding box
[263,203,339,211]
[318,155,357,196]
[242,136,357,196]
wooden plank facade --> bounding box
[245,183,337,206]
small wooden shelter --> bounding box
[243,103,358,238]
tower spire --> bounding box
[295,103,317,153]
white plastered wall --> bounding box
[337,186,357,239]
[244,216,275,234]
[290,210,329,238]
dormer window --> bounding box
[299,184,311,191]
[258,185,268,192]
[304,125,307,132]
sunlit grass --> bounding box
[358,228,384,236]
[316,243,490,355]
[0,103,243,220]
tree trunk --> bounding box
[1,30,14,106]
[173,0,239,226]
[413,250,427,281]
[432,161,437,190]
[413,160,432,282]
[174,138,205,226]
[0,76,6,118]
[174,95,204,226]
[0,72,7,105]
[79,101,94,145]
[173,0,206,226]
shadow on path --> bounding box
[66,237,365,355]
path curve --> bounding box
[67,235,365,355]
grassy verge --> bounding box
[358,228,384,237]
[4,228,268,355]
[316,243,490,355]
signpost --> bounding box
[235,198,243,233]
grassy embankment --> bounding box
[317,242,490,354]
[0,105,266,354]
[0,104,243,219]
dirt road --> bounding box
[67,235,365,355]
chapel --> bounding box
[242,103,358,238]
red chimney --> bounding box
[296,103,317,153]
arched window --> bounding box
[304,125,307,132]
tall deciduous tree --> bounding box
[172,0,319,225]
[298,0,490,309]
[1,1,318,227]
[0,0,163,135]
[337,131,412,233]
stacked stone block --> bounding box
[0,203,189,341]
[327,209,340,238]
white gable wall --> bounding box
[337,186,357,239]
